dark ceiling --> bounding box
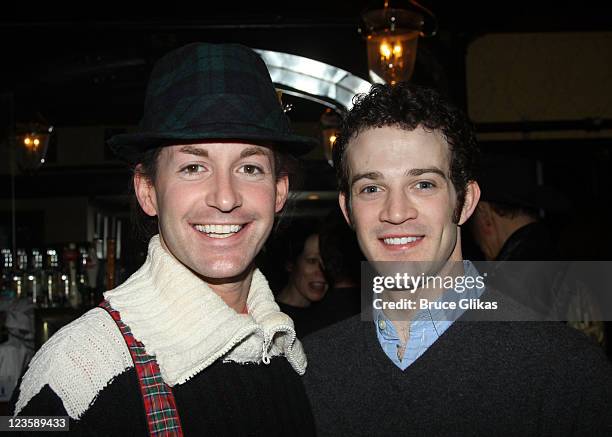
[1,1,611,127]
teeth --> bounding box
[194,224,243,236]
[383,236,419,245]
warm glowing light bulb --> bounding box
[24,137,31,146]
[393,43,402,56]
[33,138,40,146]
[379,41,392,59]
[329,134,337,145]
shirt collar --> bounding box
[373,260,485,333]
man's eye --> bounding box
[181,164,206,174]
[238,164,264,175]
[360,185,381,194]
[415,181,435,190]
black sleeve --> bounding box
[10,370,147,436]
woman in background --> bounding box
[270,221,328,337]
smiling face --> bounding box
[339,125,479,272]
[135,142,288,284]
[288,233,328,304]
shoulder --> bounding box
[462,319,601,349]
[303,315,367,352]
[302,315,374,378]
[14,307,133,419]
[454,321,612,379]
[458,322,612,428]
[517,322,611,365]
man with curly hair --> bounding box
[303,82,612,436]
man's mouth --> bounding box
[381,235,424,246]
[193,223,245,239]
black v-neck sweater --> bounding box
[303,316,612,436]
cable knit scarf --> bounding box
[15,235,306,419]
[104,235,307,385]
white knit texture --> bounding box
[104,235,306,385]
[14,235,306,419]
[14,308,132,419]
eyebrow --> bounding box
[407,167,447,179]
[177,145,271,159]
[350,167,447,187]
[350,171,383,187]
[178,145,208,157]
[239,146,271,159]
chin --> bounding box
[193,260,252,281]
[306,290,328,303]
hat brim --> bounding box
[480,186,571,214]
[108,130,318,164]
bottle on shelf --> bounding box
[62,243,81,309]
[77,245,96,308]
[26,249,44,307]
[44,249,64,308]
[13,249,28,300]
[0,249,16,300]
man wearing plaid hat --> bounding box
[11,43,316,436]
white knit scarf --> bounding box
[15,236,306,419]
[105,235,307,385]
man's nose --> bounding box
[206,171,242,212]
[379,189,417,224]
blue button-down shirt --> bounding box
[374,261,485,370]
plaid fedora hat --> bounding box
[108,42,317,163]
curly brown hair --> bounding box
[332,82,479,223]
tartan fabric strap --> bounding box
[99,300,184,437]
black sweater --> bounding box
[12,357,315,436]
[303,316,612,436]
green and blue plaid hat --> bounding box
[108,43,317,163]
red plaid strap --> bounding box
[99,300,184,437]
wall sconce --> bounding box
[320,108,342,166]
[360,0,437,85]
[15,124,54,172]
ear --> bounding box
[134,168,158,217]
[338,192,353,227]
[458,180,481,226]
[275,174,289,213]
[474,201,496,230]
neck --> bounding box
[203,269,254,313]
[277,284,311,308]
[382,251,466,348]
[157,234,252,313]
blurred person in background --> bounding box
[274,220,329,337]
[469,153,605,346]
[469,154,567,263]
[315,207,363,324]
